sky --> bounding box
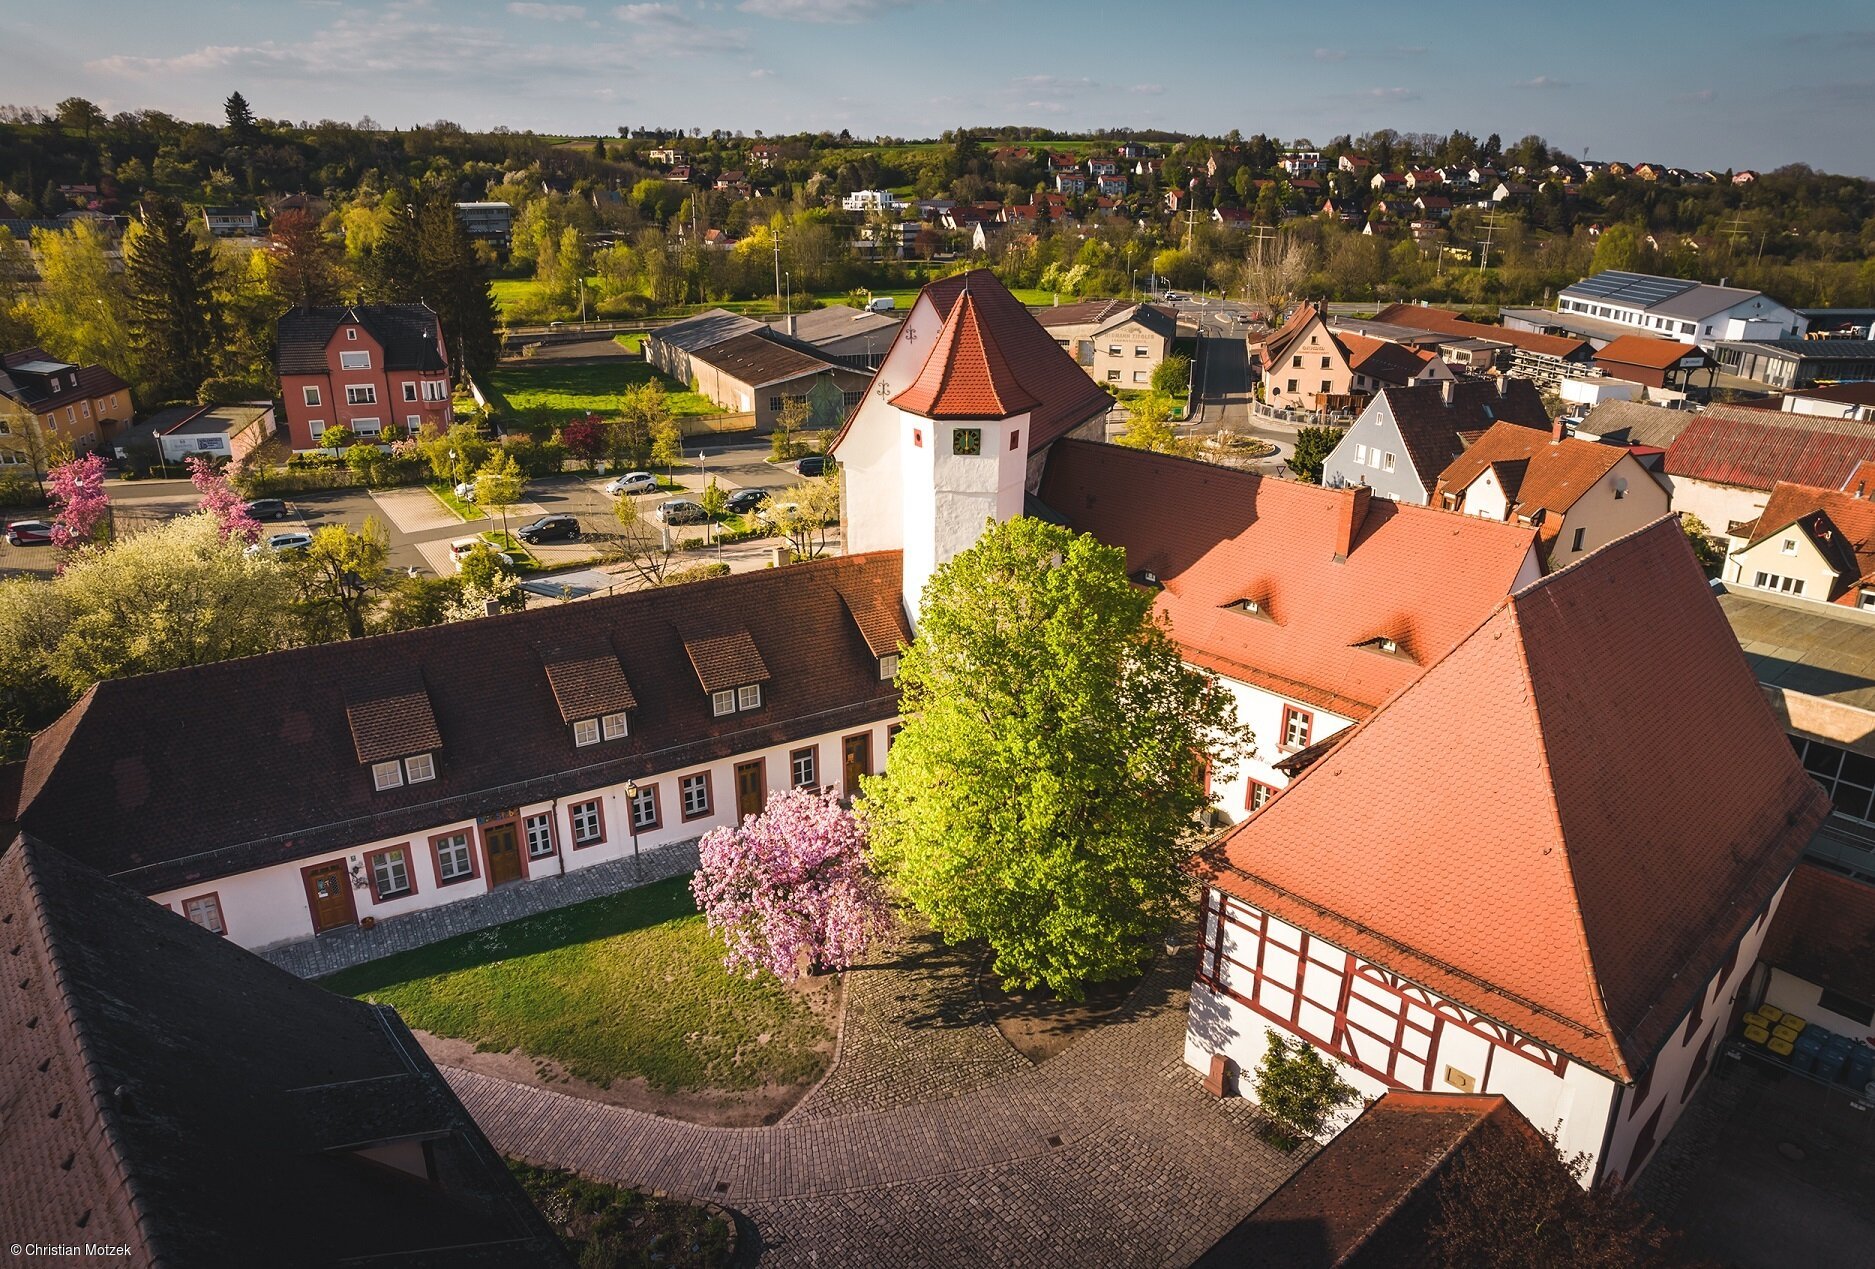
[4,0,1873,176]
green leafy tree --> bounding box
[473,449,526,539]
[1680,513,1725,578]
[862,517,1249,997]
[18,222,137,388]
[1118,391,1192,456]
[616,380,671,466]
[650,417,685,475]
[698,476,729,522]
[319,425,355,451]
[1287,426,1345,484]
[124,195,220,401]
[1252,1030,1362,1145]
[609,491,681,586]
[1150,354,1191,395]
[292,518,391,639]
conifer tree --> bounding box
[124,195,220,401]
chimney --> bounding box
[1552,416,1568,443]
[1333,484,1370,562]
[771,544,789,568]
[1440,379,1455,407]
[787,314,797,337]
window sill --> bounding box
[571,837,605,850]
[436,873,478,887]
[373,888,413,903]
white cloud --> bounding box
[1129,83,1164,96]
[1516,75,1572,89]
[1313,47,1347,62]
[1365,86,1419,101]
[749,67,776,78]
[613,3,749,49]
[509,2,588,18]
[737,0,907,23]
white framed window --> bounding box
[712,689,736,716]
[570,799,603,844]
[879,654,899,681]
[350,419,381,438]
[1135,345,1148,357]
[630,784,658,829]
[1107,344,1122,356]
[371,848,412,899]
[406,414,421,428]
[1107,369,1121,382]
[737,684,762,710]
[346,385,377,405]
[524,812,556,858]
[1282,705,1313,750]
[1355,444,1368,464]
[681,773,710,818]
[573,717,601,747]
[183,893,226,934]
[1383,453,1396,472]
[80,400,89,418]
[346,328,359,341]
[402,381,418,402]
[423,380,449,401]
[372,760,404,791]
[303,386,321,406]
[601,711,628,740]
[340,350,371,369]
[1133,371,1148,383]
[1781,538,1797,555]
[435,832,474,881]
[791,747,817,788]
[404,753,435,783]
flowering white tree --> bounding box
[691,788,894,980]
[187,455,260,545]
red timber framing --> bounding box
[1195,891,1570,1091]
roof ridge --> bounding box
[13,839,167,1262]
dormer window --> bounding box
[879,653,900,680]
[712,689,736,717]
[404,753,435,783]
[953,427,982,456]
[372,760,403,791]
[1226,596,1275,623]
[346,670,443,794]
[573,718,601,746]
[738,683,763,710]
[602,711,628,739]
[370,752,434,789]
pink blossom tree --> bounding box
[187,455,261,545]
[46,454,110,551]
[691,787,894,980]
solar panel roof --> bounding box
[1563,270,1698,307]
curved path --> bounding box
[448,949,1300,1267]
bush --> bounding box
[1151,354,1192,395]
[664,561,731,586]
[1252,1029,1360,1147]
[503,436,568,477]
[0,473,43,508]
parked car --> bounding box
[4,519,53,546]
[242,498,289,521]
[453,481,476,501]
[725,488,769,515]
[264,532,313,553]
[796,455,835,478]
[449,537,514,572]
[516,514,581,544]
[758,501,800,523]
[603,471,660,496]
[656,499,708,525]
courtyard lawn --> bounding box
[488,362,718,428]
[322,876,832,1092]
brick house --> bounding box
[275,305,452,450]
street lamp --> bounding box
[623,780,640,867]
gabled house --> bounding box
[1370,172,1406,193]
[1660,410,1875,534]
[1592,333,1716,394]
[1186,517,1830,1184]
[1034,299,1179,389]
[202,205,260,236]
[0,347,133,458]
[1094,173,1127,198]
[1054,172,1089,196]
[1257,304,1451,413]
[275,304,452,449]
[1723,480,1875,608]
[1321,378,1552,504]
[1433,419,1669,563]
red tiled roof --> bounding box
[1594,333,1705,372]
[1842,459,1875,496]
[343,670,442,763]
[1260,302,1323,367]
[837,270,1110,451]
[1760,862,1875,1007]
[539,641,638,721]
[1369,304,1590,361]
[891,289,1042,420]
[1197,1092,1557,1269]
[1380,379,1552,497]
[1434,421,1631,540]
[840,586,911,659]
[682,629,772,693]
[1037,441,1539,719]
[1664,414,1875,491]
[1338,331,1433,386]
[1744,481,1875,598]
[1203,518,1830,1079]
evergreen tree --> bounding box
[224,91,256,136]
[414,192,499,381]
[124,195,220,402]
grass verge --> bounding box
[488,362,717,428]
[323,876,832,1092]
[427,482,485,521]
[480,530,540,569]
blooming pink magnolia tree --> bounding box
[691,787,894,980]
[46,454,110,550]
[187,455,261,545]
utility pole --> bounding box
[773,233,782,313]
[1476,212,1505,271]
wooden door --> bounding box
[483,822,523,887]
[735,759,766,821]
[842,733,872,800]
[303,861,356,934]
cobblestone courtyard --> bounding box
[447,929,1303,1266]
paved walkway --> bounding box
[263,842,699,978]
[449,946,1301,1266]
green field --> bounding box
[324,876,832,1092]
[489,361,719,425]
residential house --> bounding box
[1591,333,1717,396]
[1036,299,1179,389]
[1086,157,1120,177]
[1723,481,1875,607]
[1095,173,1127,198]
[1054,172,1089,196]
[1660,409,1875,534]
[453,201,514,249]
[1321,378,1552,504]
[1412,195,1452,220]
[275,304,452,450]
[749,142,782,168]
[647,146,688,166]
[1280,151,1324,177]
[842,190,907,213]
[141,402,275,464]
[1367,304,1595,385]
[1734,170,1759,185]
[1166,188,1196,213]
[201,205,260,236]
[1492,181,1534,204]
[1433,419,1668,563]
[1338,154,1373,176]
[1213,207,1255,227]
[1370,172,1406,194]
[1405,168,1443,189]
[0,348,133,459]
[1556,270,1805,349]
[1185,516,1830,1184]
[1257,304,1452,414]
[0,837,572,1267]
[714,170,750,194]
[664,166,694,184]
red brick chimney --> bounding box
[1334,484,1371,561]
[1552,415,1568,443]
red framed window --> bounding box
[430,831,480,886]
[1247,781,1279,813]
[1281,705,1313,750]
[182,892,226,936]
[365,845,417,902]
[569,798,606,847]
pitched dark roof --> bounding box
[1378,379,1550,496]
[275,304,447,377]
[13,553,905,894]
[1578,399,1698,448]
[538,641,638,721]
[0,347,130,412]
[1197,1093,1560,1269]
[0,836,570,1267]
[649,308,764,353]
[688,330,844,388]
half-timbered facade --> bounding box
[1187,519,1829,1182]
